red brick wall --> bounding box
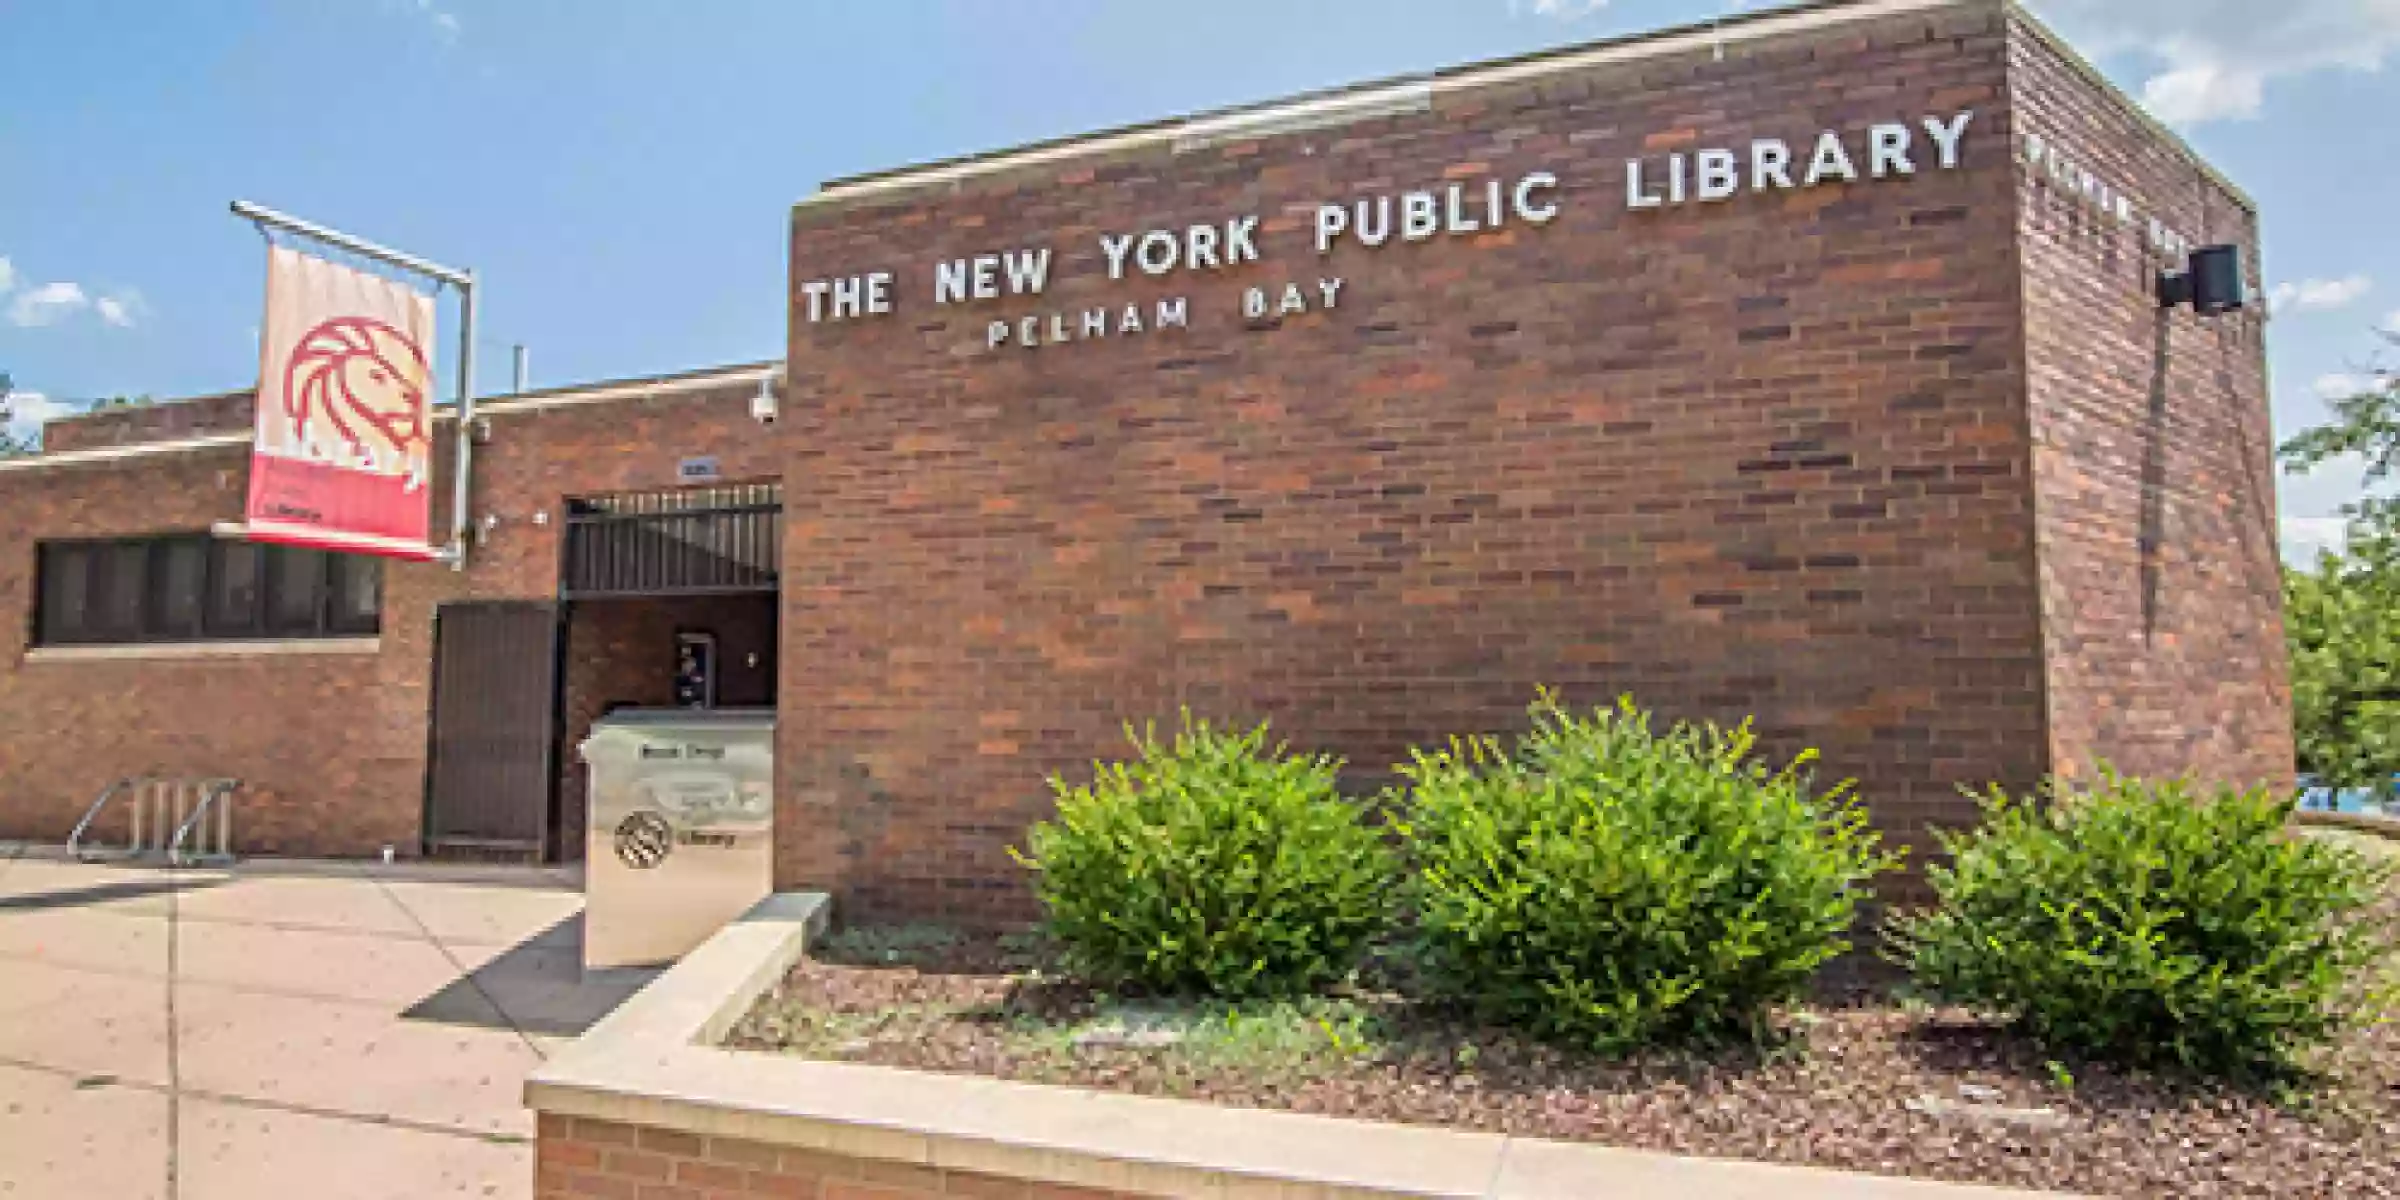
[0,378,779,857]
[2006,16,2292,788]
[536,1114,1141,1200]
[0,447,429,853]
[780,1,2043,921]
[559,594,779,858]
[0,0,2289,917]
[40,390,256,454]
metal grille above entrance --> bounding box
[562,483,781,599]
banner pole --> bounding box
[451,274,478,570]
[228,200,470,287]
[229,199,476,566]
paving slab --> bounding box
[0,852,632,1199]
[374,879,583,949]
[0,861,221,918]
[171,871,424,939]
[0,960,171,1087]
[175,916,472,1007]
[178,1096,526,1200]
[177,978,546,1138]
[0,1063,170,1200]
[0,901,168,979]
[424,919,660,1038]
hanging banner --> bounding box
[245,244,440,559]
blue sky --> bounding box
[3,0,2396,558]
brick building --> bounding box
[0,0,2289,922]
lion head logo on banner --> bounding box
[282,315,432,487]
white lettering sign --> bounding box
[1314,172,1557,254]
[806,108,1990,350]
[799,271,893,323]
[1626,110,1976,210]
[986,298,1192,348]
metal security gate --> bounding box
[424,601,562,856]
[562,484,780,598]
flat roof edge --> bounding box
[2001,0,2254,213]
[0,361,779,477]
[802,0,1988,207]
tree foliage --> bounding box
[2281,339,2400,786]
[2282,336,2400,544]
[2285,549,2400,786]
[0,370,34,458]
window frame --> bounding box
[30,534,382,647]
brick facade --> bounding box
[2006,15,2291,786]
[38,389,256,454]
[536,1114,1137,1200]
[0,0,2288,925]
[560,593,778,859]
[0,373,778,854]
[779,0,2044,921]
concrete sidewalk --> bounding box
[0,845,654,1200]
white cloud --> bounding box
[2028,1,2400,125]
[2282,515,2352,564]
[2314,372,2380,399]
[4,391,74,426]
[2270,275,2373,314]
[0,256,14,294]
[7,281,90,327]
[93,289,144,328]
[1508,0,1608,17]
[405,0,459,40]
[2139,60,2263,124]
[2386,310,2400,336]
[2,389,78,447]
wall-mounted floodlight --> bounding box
[2158,245,2247,315]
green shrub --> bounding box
[1014,716,1394,997]
[1394,694,1895,1053]
[1889,772,2397,1077]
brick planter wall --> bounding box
[537,1114,1135,1200]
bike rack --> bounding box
[67,777,241,866]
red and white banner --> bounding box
[245,245,441,559]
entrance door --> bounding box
[424,600,561,857]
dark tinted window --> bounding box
[32,536,382,646]
[265,546,325,635]
[36,544,92,643]
[208,542,262,635]
[149,539,207,639]
[330,553,382,634]
[94,542,146,638]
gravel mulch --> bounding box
[726,837,2400,1199]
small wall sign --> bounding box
[678,456,722,483]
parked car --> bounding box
[2296,774,2394,815]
